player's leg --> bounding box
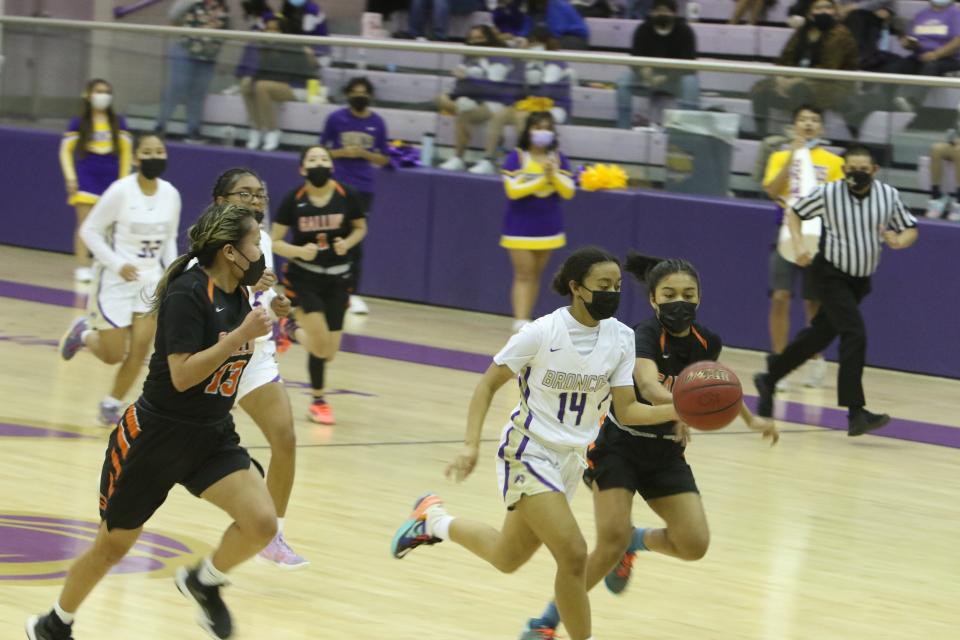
[642,491,710,560]
[98,313,155,425]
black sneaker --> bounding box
[753,373,775,418]
[175,565,233,639]
[848,409,890,437]
[25,612,73,640]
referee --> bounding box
[754,146,918,436]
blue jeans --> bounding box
[156,42,217,138]
[615,68,700,129]
[410,0,450,39]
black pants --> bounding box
[350,190,374,291]
[768,255,872,409]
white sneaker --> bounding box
[947,201,960,222]
[246,129,263,150]
[349,295,369,315]
[775,378,793,392]
[74,267,93,282]
[803,358,828,388]
[439,156,465,171]
[468,159,496,175]
[262,129,282,151]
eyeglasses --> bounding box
[226,191,269,203]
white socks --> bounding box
[425,504,454,540]
[277,517,285,535]
[102,395,122,407]
[80,329,94,345]
[53,602,74,625]
[197,556,229,587]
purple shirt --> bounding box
[320,108,389,194]
[911,5,960,57]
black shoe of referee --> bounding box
[753,373,774,418]
[176,565,233,639]
[848,409,890,437]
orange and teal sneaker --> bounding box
[308,400,335,425]
[604,550,636,594]
[391,493,444,559]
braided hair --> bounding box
[149,203,258,314]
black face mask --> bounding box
[305,166,332,188]
[234,248,267,286]
[652,15,675,29]
[347,95,371,112]
[582,289,620,321]
[845,169,872,192]
[812,13,835,30]
[139,158,167,180]
[253,209,265,225]
[657,300,697,334]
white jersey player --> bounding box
[210,168,308,569]
[59,134,180,427]
[391,247,679,640]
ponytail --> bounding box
[625,251,701,293]
[149,203,257,314]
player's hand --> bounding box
[238,307,272,342]
[119,264,139,281]
[446,445,480,482]
[332,237,348,256]
[65,179,78,196]
[299,243,320,261]
[271,293,291,318]
[795,249,813,267]
[674,421,692,447]
[747,415,780,445]
[252,268,277,292]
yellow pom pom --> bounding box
[514,96,555,112]
[579,163,628,191]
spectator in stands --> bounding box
[749,0,859,138]
[469,26,575,174]
[762,105,842,389]
[493,0,590,49]
[237,13,319,151]
[788,0,900,71]
[320,77,390,314]
[615,0,699,129]
[498,111,576,331]
[438,25,512,170]
[155,0,230,143]
[282,0,330,56]
[621,0,652,18]
[409,0,450,40]
[925,128,960,220]
[883,0,960,112]
[730,0,772,25]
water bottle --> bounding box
[420,133,435,168]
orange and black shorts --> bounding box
[98,400,252,531]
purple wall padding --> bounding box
[2,125,956,378]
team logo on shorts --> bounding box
[0,513,208,584]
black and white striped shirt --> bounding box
[793,179,917,278]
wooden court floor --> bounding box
[0,246,958,639]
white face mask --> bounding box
[90,93,113,111]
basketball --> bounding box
[672,361,743,430]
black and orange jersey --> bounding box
[610,316,723,433]
[141,265,253,423]
[274,180,365,269]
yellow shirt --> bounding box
[763,147,844,205]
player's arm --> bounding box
[611,385,678,425]
[447,363,515,482]
[167,305,271,392]
[635,358,673,405]
[342,216,367,251]
[79,185,127,273]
